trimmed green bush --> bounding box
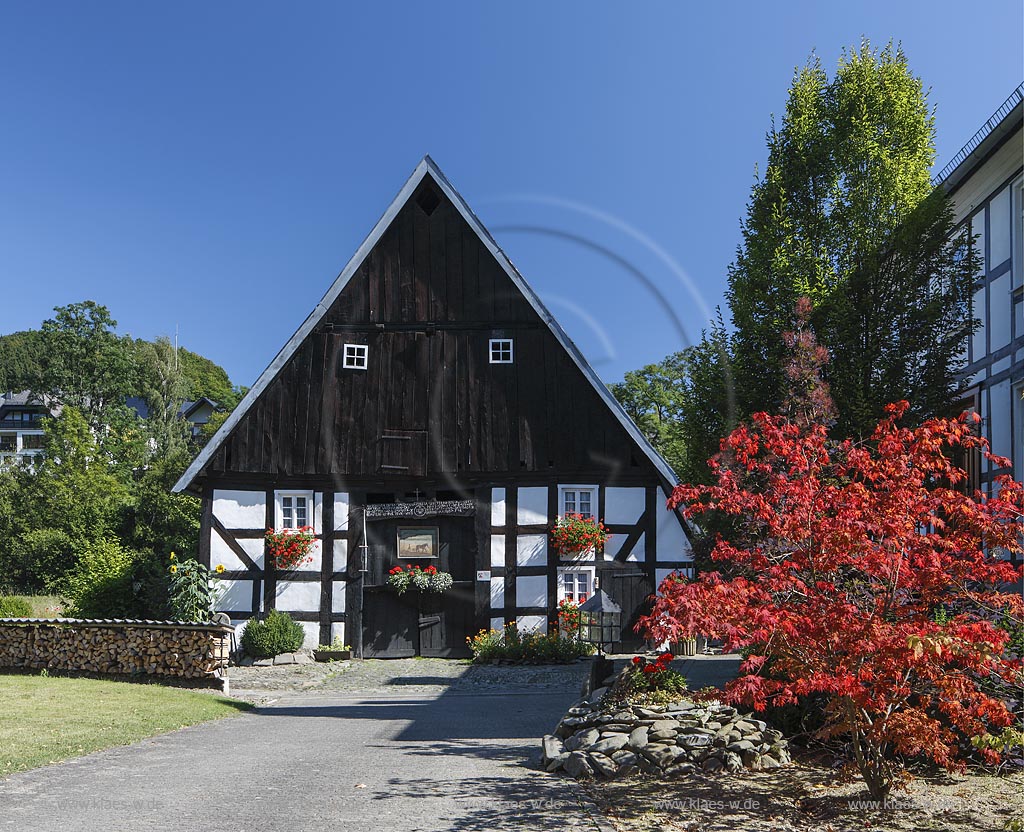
[0,596,33,618]
[241,610,305,658]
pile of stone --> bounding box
[0,619,232,689]
[542,687,791,779]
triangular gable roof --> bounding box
[174,156,680,493]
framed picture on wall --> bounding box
[397,527,439,559]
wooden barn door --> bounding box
[604,570,654,651]
[377,333,429,476]
[362,515,476,657]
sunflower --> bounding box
[169,552,177,561]
[169,564,178,574]
[215,564,225,574]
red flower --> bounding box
[631,656,643,666]
[660,652,674,663]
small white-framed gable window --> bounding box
[558,566,595,604]
[489,338,513,364]
[560,485,597,519]
[343,344,368,370]
[277,491,313,529]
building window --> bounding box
[0,434,15,453]
[489,339,513,364]
[560,485,597,519]
[20,434,43,451]
[558,567,595,604]
[343,344,368,370]
[277,491,313,529]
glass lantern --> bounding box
[577,590,622,655]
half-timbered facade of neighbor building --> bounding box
[174,157,694,657]
[940,84,1022,535]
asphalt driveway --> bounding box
[0,661,600,832]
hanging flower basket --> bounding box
[265,526,316,570]
[387,564,454,595]
[550,513,610,557]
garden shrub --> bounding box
[611,652,688,705]
[466,623,595,664]
[241,610,305,657]
[0,596,32,617]
[62,537,142,619]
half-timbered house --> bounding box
[173,157,694,657]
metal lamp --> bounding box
[577,590,622,655]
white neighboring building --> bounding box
[0,391,49,466]
[938,83,1023,511]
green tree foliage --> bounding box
[37,301,137,421]
[611,315,735,485]
[0,330,44,393]
[0,301,237,603]
[177,347,243,410]
[726,42,975,438]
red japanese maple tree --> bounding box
[643,406,1024,797]
[641,305,1024,799]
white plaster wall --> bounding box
[656,488,692,562]
[298,622,319,650]
[333,538,348,571]
[275,581,320,611]
[491,488,506,526]
[604,487,645,525]
[517,615,547,634]
[490,535,506,568]
[515,575,547,607]
[218,579,255,612]
[210,532,266,571]
[313,492,323,533]
[627,532,646,563]
[212,490,265,528]
[332,581,347,613]
[334,493,349,531]
[330,622,346,645]
[489,577,505,609]
[517,487,548,525]
[516,534,547,567]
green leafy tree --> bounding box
[37,301,136,421]
[726,42,975,438]
[177,347,243,410]
[611,314,735,485]
[1,407,132,590]
[0,330,45,393]
[137,336,192,455]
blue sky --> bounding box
[2,2,1021,388]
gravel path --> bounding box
[227,657,592,703]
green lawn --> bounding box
[0,674,251,776]
[2,594,65,616]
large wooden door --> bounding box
[604,569,654,651]
[361,515,477,657]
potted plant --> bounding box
[550,513,610,557]
[313,636,352,662]
[387,563,454,595]
[265,525,316,570]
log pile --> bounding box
[0,620,232,685]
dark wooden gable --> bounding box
[196,173,660,483]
